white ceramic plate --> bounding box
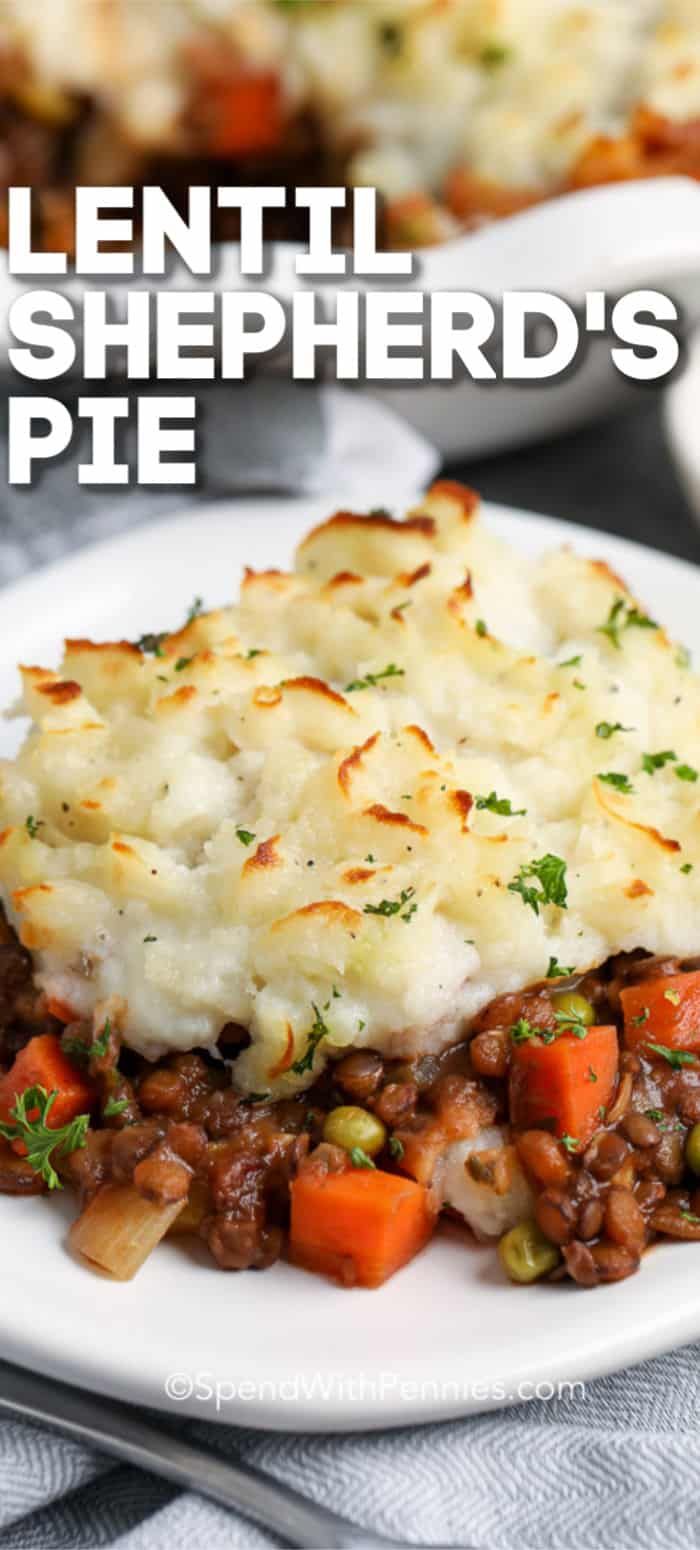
[2,495,700,1433]
[4,176,700,458]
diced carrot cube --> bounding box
[289,1167,435,1288]
[621,970,700,1054]
[509,1025,618,1146]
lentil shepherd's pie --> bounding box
[1,0,700,251]
[3,481,700,1288]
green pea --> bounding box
[498,1220,560,1284]
[323,1105,387,1158]
[686,1123,700,1176]
[551,990,595,1026]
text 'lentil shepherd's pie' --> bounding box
[1,0,700,251]
[2,481,700,1289]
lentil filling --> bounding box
[2,902,700,1289]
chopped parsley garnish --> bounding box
[644,1108,665,1124]
[510,1017,541,1044]
[389,1136,405,1160]
[508,853,568,915]
[631,1007,649,1026]
[480,41,512,68]
[510,1009,589,1044]
[646,1042,697,1069]
[586,1066,598,1083]
[143,935,157,944]
[378,20,403,55]
[597,597,657,649]
[642,749,677,775]
[680,1208,700,1225]
[345,664,405,692]
[103,1096,129,1118]
[597,771,634,794]
[475,791,526,817]
[0,1086,89,1190]
[63,1017,111,1067]
[475,618,488,637]
[186,595,204,623]
[25,815,44,839]
[681,863,694,875]
[595,722,631,740]
[638,749,694,781]
[350,1146,376,1170]
[290,1005,330,1076]
[560,1134,579,1153]
[236,828,256,847]
[174,656,194,673]
[364,887,417,922]
[552,1009,589,1039]
[135,630,167,657]
[546,956,574,979]
[558,655,582,669]
[245,648,262,660]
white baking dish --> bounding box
[3,176,700,459]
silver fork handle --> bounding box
[0,1358,414,1549]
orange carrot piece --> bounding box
[46,996,78,1024]
[621,970,700,1054]
[208,72,283,156]
[289,1167,435,1288]
[509,1025,618,1146]
[0,1034,94,1129]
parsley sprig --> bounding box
[642,749,677,775]
[475,792,526,817]
[135,631,167,658]
[510,1010,589,1045]
[546,956,574,979]
[552,1008,589,1040]
[345,664,405,692]
[508,854,567,915]
[646,1043,697,1069]
[595,722,632,740]
[597,771,634,794]
[62,1018,112,1067]
[364,887,417,923]
[291,1005,331,1076]
[0,1086,89,1190]
[597,597,657,650]
[639,750,697,782]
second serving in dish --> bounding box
[2,0,700,250]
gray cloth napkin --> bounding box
[0,380,438,585]
[2,1339,700,1549]
[0,381,695,1550]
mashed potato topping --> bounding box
[0,482,698,1096]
